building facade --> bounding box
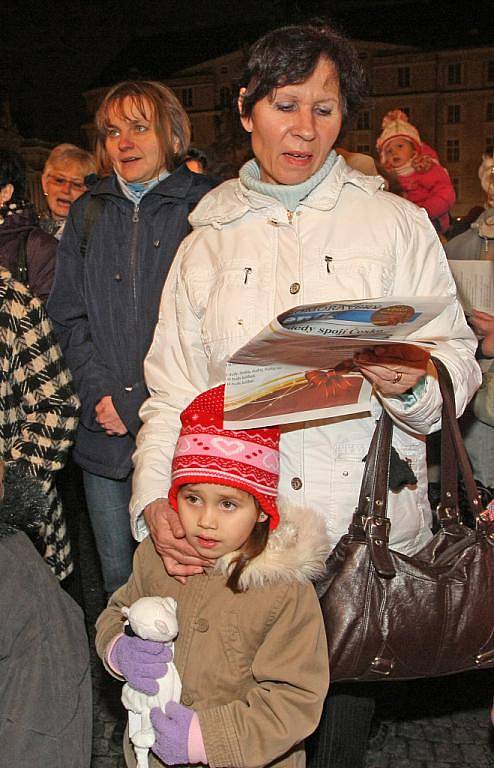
[82,41,494,215]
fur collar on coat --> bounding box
[214,499,330,591]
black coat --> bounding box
[47,165,215,479]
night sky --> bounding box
[5,0,492,145]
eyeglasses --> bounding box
[46,174,86,192]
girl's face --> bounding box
[104,96,164,183]
[177,483,262,559]
[382,137,416,170]
[240,56,343,186]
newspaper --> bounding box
[224,296,450,429]
[447,260,494,315]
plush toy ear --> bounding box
[121,606,130,619]
[156,620,170,635]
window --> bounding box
[488,61,494,82]
[219,87,231,109]
[447,104,461,124]
[181,88,193,107]
[447,63,462,85]
[357,110,370,130]
[487,103,494,122]
[398,67,410,88]
[446,139,460,163]
[356,144,371,154]
[451,176,460,199]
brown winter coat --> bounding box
[96,503,330,768]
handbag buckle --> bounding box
[364,514,391,539]
[370,656,394,675]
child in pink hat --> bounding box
[377,109,455,234]
[96,384,330,768]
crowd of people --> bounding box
[0,17,491,768]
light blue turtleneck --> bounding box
[116,169,171,205]
[239,151,337,212]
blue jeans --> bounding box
[83,470,135,595]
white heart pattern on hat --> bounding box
[262,452,279,472]
[210,437,245,456]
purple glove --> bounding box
[110,634,172,695]
[150,702,194,765]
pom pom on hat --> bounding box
[376,109,422,158]
[169,385,280,529]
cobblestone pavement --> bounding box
[79,505,494,768]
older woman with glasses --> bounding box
[131,22,480,768]
[40,143,96,239]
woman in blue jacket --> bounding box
[47,80,215,595]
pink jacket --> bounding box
[397,163,455,233]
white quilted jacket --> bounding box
[131,156,480,555]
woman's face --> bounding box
[240,57,343,185]
[42,161,87,219]
[104,96,163,183]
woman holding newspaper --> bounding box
[132,21,480,768]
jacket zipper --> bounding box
[325,255,333,273]
[130,204,140,327]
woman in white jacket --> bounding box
[132,21,480,768]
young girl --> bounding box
[376,109,456,234]
[96,384,330,768]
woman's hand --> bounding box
[144,499,214,583]
[470,310,494,338]
[354,344,429,397]
[95,396,128,436]
[470,310,494,356]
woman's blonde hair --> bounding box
[95,80,191,176]
[43,143,96,178]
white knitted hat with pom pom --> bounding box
[376,110,422,159]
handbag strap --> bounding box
[15,230,29,287]
[434,357,485,530]
[354,408,396,578]
[352,356,486,578]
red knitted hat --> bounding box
[168,385,280,529]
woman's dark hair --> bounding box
[226,514,270,594]
[0,149,27,202]
[240,20,367,141]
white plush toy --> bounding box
[121,596,182,768]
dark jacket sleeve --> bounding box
[46,207,122,431]
[111,380,148,438]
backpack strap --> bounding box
[15,230,30,287]
[80,196,105,259]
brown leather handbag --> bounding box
[318,357,494,682]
